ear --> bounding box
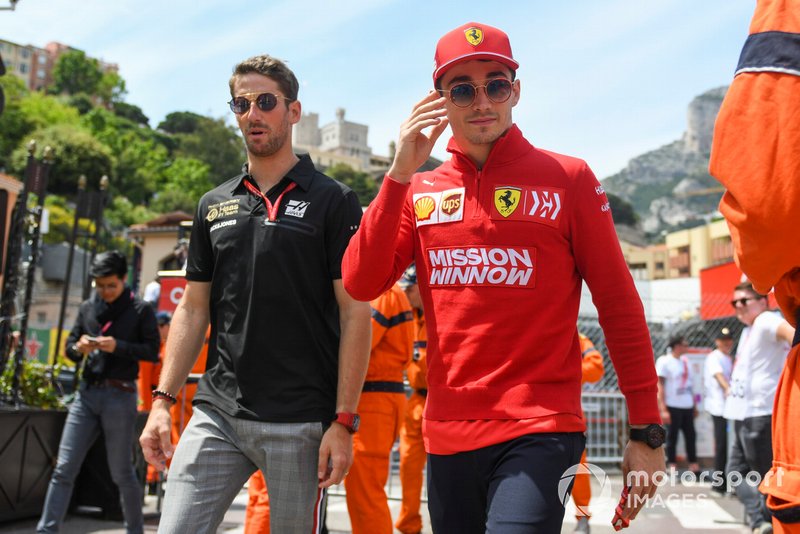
[511,79,521,107]
[288,99,302,125]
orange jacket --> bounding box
[709,2,800,530]
[579,333,604,385]
[406,309,427,391]
[367,285,415,382]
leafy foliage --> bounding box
[326,163,379,205]
[607,193,638,226]
[52,50,103,96]
[0,359,64,409]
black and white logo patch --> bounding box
[285,200,310,218]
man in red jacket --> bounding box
[342,21,664,533]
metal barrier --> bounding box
[329,391,628,501]
[582,392,628,463]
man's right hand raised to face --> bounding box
[387,91,448,184]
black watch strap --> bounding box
[629,424,666,449]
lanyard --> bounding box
[243,179,297,222]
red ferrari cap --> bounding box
[433,22,518,84]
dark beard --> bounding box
[245,119,290,158]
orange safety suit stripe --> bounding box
[346,285,414,534]
[244,470,270,534]
[138,342,164,483]
[396,309,427,534]
[573,333,604,518]
[709,2,800,531]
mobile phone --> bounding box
[86,336,99,343]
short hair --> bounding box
[90,250,127,279]
[229,55,299,102]
[734,281,766,298]
[668,335,686,349]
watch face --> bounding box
[351,414,360,432]
[646,425,666,447]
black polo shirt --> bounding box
[186,155,363,423]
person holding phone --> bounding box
[38,251,160,534]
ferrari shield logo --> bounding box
[464,27,483,46]
[494,187,521,218]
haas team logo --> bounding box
[464,27,483,46]
[494,187,521,218]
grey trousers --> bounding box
[157,403,326,534]
[727,415,773,529]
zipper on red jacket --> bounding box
[472,168,483,220]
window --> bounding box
[20,63,28,74]
[37,312,47,323]
[21,48,30,58]
[37,68,45,79]
[38,55,47,65]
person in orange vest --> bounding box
[345,281,415,534]
[395,264,427,534]
[137,311,171,492]
[572,332,605,534]
[709,2,800,532]
[170,325,210,444]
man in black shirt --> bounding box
[38,251,160,534]
[140,54,370,534]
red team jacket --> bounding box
[343,125,659,453]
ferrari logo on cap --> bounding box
[494,187,521,218]
[464,27,483,46]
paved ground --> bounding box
[0,472,754,533]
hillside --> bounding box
[602,87,727,237]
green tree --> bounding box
[608,193,639,226]
[0,75,30,168]
[96,70,127,107]
[52,49,103,96]
[41,195,94,245]
[159,111,244,181]
[105,195,158,230]
[113,101,149,126]
[158,111,203,134]
[327,163,379,205]
[9,124,113,196]
[149,157,212,213]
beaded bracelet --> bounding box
[152,389,178,405]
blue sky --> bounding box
[2,0,754,179]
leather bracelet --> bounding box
[152,389,177,405]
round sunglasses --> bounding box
[440,78,513,108]
[228,92,293,115]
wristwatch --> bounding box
[332,412,360,433]
[629,424,666,449]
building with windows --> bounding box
[0,38,117,91]
[293,108,374,172]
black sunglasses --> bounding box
[731,296,762,308]
[440,78,513,108]
[228,92,292,115]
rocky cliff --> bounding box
[602,87,727,236]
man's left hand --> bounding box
[317,422,353,488]
[616,440,666,528]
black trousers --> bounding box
[711,415,728,493]
[427,432,585,534]
[666,406,697,464]
[727,415,773,529]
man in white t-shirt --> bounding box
[656,334,699,473]
[704,327,734,496]
[723,281,794,534]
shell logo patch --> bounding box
[413,187,465,227]
[494,187,521,218]
[464,27,483,46]
[414,196,436,222]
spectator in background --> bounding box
[395,264,428,534]
[572,332,605,534]
[143,276,161,308]
[38,251,160,534]
[656,334,699,473]
[704,327,733,497]
[724,282,794,533]
[138,310,172,494]
[345,280,414,534]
